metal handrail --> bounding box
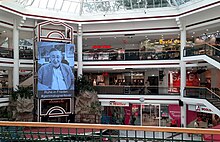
[185,87,220,110]
[0,121,219,134]
[0,121,218,142]
[184,43,220,57]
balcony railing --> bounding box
[94,86,180,95]
[0,47,180,61]
[0,48,13,58]
[0,87,13,96]
[81,50,180,61]
[0,121,219,141]
[184,86,220,110]
[184,43,220,62]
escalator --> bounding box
[184,87,220,116]
[19,72,33,86]
[184,44,220,69]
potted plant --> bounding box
[74,75,102,123]
[9,85,34,121]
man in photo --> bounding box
[38,47,74,90]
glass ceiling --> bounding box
[14,0,193,16]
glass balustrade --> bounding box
[184,43,220,62]
[185,87,220,110]
[0,48,180,61]
[94,86,180,95]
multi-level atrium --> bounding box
[1,0,220,141]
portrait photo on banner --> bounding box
[37,42,75,98]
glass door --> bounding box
[142,104,160,126]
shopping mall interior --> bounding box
[0,0,220,140]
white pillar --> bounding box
[180,26,186,60]
[13,19,19,90]
[77,24,83,77]
[180,25,187,127]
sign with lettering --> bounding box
[40,98,71,115]
[109,101,129,106]
[92,45,111,49]
[196,105,213,114]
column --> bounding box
[180,25,187,127]
[180,26,186,60]
[77,23,83,77]
[13,19,19,90]
[180,61,187,127]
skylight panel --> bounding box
[31,0,41,7]
[61,1,71,12]
[54,0,64,10]
[68,2,79,13]
[25,0,34,6]
[47,0,56,9]
[39,0,49,9]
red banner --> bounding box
[168,72,200,93]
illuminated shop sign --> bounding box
[196,105,213,114]
[159,39,181,44]
[109,101,129,106]
[92,45,111,49]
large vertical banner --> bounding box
[37,42,75,98]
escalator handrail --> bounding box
[185,86,220,100]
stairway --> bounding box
[184,87,220,116]
[184,44,220,69]
[19,72,33,86]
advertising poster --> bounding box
[168,72,200,93]
[168,104,181,126]
[37,42,74,98]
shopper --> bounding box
[130,115,136,125]
[170,119,177,127]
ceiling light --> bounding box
[20,20,25,24]
[3,31,6,33]
[193,32,195,34]
[206,29,209,31]
[217,31,219,33]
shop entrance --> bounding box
[142,104,160,126]
[148,76,159,94]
